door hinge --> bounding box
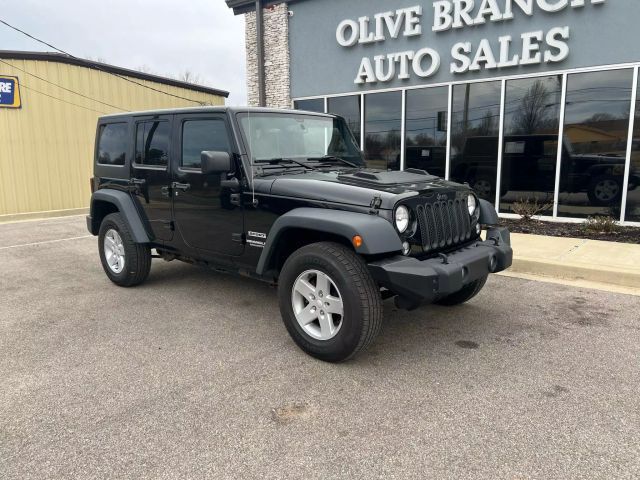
[230,193,241,206]
[232,233,244,243]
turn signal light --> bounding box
[352,235,363,248]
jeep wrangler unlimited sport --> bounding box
[87,107,512,362]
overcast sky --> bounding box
[0,0,247,105]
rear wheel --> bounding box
[435,275,488,306]
[587,175,622,206]
[98,213,151,287]
[278,242,383,362]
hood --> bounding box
[265,169,470,209]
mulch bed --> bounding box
[500,218,640,244]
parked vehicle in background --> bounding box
[403,135,639,206]
[87,107,512,362]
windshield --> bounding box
[237,112,364,166]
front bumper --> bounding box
[368,227,512,306]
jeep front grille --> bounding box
[416,199,472,252]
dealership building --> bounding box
[228,0,640,224]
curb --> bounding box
[510,256,640,290]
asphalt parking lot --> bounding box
[1,216,639,479]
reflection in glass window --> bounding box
[135,121,170,166]
[500,76,562,215]
[405,86,448,178]
[364,91,402,170]
[294,98,325,113]
[97,123,127,166]
[182,120,230,169]
[449,81,502,202]
[328,95,361,146]
[558,70,633,218]
[625,75,640,222]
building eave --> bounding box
[226,0,293,15]
[0,50,229,98]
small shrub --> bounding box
[511,197,553,221]
[583,216,620,234]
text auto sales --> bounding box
[336,0,606,85]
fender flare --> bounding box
[89,190,150,243]
[478,198,499,225]
[256,208,403,276]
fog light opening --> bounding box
[461,266,469,279]
[489,255,498,273]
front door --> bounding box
[172,114,244,256]
[131,115,173,241]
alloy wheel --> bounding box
[291,269,344,341]
[103,229,125,274]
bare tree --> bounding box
[511,80,554,134]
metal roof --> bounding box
[0,50,229,98]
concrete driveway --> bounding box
[1,216,639,479]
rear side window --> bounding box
[97,123,127,166]
[181,119,230,169]
[135,120,170,167]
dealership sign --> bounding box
[0,76,21,108]
[336,0,606,85]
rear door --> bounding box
[130,115,174,241]
[171,113,244,256]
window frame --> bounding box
[96,122,129,168]
[177,114,234,175]
[132,117,172,171]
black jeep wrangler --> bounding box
[87,107,512,362]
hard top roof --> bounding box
[99,106,335,120]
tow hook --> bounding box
[438,253,449,264]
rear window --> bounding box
[97,123,127,166]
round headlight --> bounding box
[395,205,410,233]
[467,194,478,216]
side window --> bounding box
[181,119,230,169]
[135,120,170,167]
[97,123,127,166]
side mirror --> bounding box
[201,151,231,175]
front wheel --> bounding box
[278,242,383,362]
[98,213,151,287]
[435,276,488,306]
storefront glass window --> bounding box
[294,98,325,113]
[500,76,562,215]
[625,74,640,223]
[558,69,633,218]
[449,81,502,203]
[405,86,448,177]
[328,95,362,146]
[364,91,402,170]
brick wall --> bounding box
[244,3,291,108]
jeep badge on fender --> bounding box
[87,107,513,362]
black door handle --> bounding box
[130,178,146,186]
[172,182,191,191]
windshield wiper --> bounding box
[306,155,359,168]
[253,158,317,170]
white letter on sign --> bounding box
[432,1,453,32]
[412,48,440,78]
[355,57,377,84]
[336,19,358,47]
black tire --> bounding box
[278,242,383,362]
[98,213,151,287]
[587,175,622,206]
[435,275,488,306]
